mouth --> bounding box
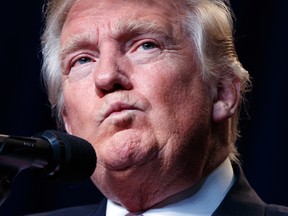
[104,102,139,120]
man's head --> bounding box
[41,0,250,211]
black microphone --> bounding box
[0,130,96,182]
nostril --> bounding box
[101,83,124,95]
[113,83,125,91]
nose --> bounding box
[94,55,132,97]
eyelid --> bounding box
[128,38,161,53]
[62,51,97,74]
[71,54,94,66]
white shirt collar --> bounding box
[106,158,235,216]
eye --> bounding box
[76,57,92,65]
[128,39,162,64]
[70,56,93,70]
[141,42,157,50]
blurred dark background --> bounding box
[0,0,287,215]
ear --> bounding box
[212,78,241,122]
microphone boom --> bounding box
[0,130,96,182]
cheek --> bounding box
[139,61,196,111]
[62,78,97,133]
[139,62,211,135]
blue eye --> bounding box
[77,57,92,65]
[141,42,157,50]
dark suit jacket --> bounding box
[27,165,288,216]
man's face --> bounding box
[61,0,213,200]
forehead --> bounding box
[61,0,188,45]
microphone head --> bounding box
[36,130,96,183]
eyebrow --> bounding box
[60,19,176,61]
[61,34,97,61]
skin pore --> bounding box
[60,0,238,212]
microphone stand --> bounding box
[0,134,36,206]
[0,130,97,206]
[0,165,21,206]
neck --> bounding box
[106,157,234,215]
[93,125,231,212]
[95,149,229,212]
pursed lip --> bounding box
[103,101,140,121]
[96,93,150,125]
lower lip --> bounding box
[107,109,138,119]
[106,110,138,126]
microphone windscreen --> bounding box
[37,130,96,183]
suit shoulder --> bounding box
[266,204,288,216]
